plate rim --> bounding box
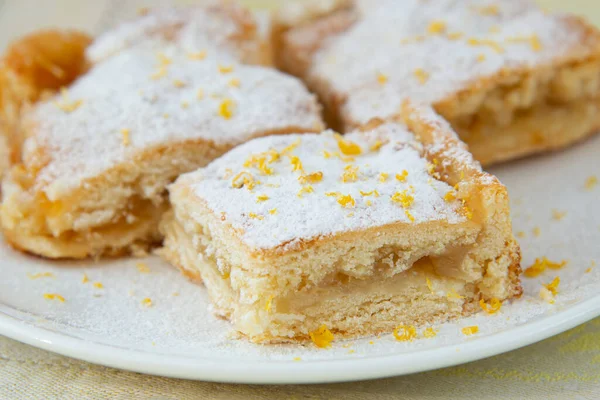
[0,295,598,384]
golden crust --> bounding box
[0,29,92,177]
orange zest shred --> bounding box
[53,88,83,113]
[297,186,314,198]
[218,64,234,74]
[393,325,417,342]
[370,140,384,152]
[444,190,456,202]
[359,190,380,197]
[264,295,274,312]
[405,210,415,222]
[379,172,389,183]
[82,274,89,284]
[427,20,446,34]
[173,79,186,88]
[425,277,434,294]
[281,138,301,155]
[136,262,150,273]
[309,325,334,348]
[335,134,362,156]
[121,128,131,146]
[299,171,323,184]
[391,190,414,208]
[477,5,500,15]
[524,257,567,278]
[248,212,264,220]
[414,68,429,84]
[289,156,303,172]
[141,298,153,307]
[467,38,504,53]
[477,53,486,62]
[422,327,438,338]
[269,208,277,215]
[447,289,465,299]
[377,72,388,85]
[43,293,65,302]
[228,78,241,88]
[585,175,598,190]
[93,282,104,289]
[543,276,560,296]
[462,326,479,336]
[218,98,235,119]
[196,88,205,100]
[27,272,54,280]
[341,165,359,183]
[337,194,356,208]
[188,50,207,60]
[395,170,408,182]
[231,171,256,190]
[552,209,566,221]
[256,194,269,202]
[533,226,541,237]
[447,32,464,40]
[479,298,502,314]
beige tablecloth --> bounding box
[1,1,600,398]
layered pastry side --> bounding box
[160,102,522,343]
[0,47,323,259]
[276,0,600,165]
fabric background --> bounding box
[0,0,599,398]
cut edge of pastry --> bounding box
[159,102,521,343]
[276,2,600,165]
[1,126,314,260]
[0,29,92,179]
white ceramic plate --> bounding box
[1,135,599,384]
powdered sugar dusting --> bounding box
[305,0,597,127]
[187,123,466,251]
[87,2,261,64]
[23,47,322,199]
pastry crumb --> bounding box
[43,293,65,303]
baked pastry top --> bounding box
[161,102,521,342]
[88,1,273,66]
[182,119,468,252]
[20,48,322,200]
[277,0,600,164]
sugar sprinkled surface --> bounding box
[87,1,262,64]
[22,47,322,199]
[302,0,597,127]
[187,123,465,250]
[0,134,599,364]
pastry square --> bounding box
[0,47,323,259]
[276,0,600,165]
[87,1,274,66]
[160,102,521,343]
